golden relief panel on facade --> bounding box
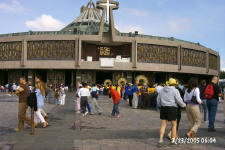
[0,42,22,61]
[209,54,218,70]
[98,46,111,56]
[137,44,178,64]
[27,40,75,60]
[182,48,206,67]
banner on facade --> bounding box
[100,58,114,67]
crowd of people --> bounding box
[5,74,224,147]
[0,83,18,95]
[72,76,224,147]
[157,76,223,146]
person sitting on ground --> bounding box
[157,78,186,147]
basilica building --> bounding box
[0,0,220,87]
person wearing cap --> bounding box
[157,78,186,147]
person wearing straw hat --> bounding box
[157,78,186,147]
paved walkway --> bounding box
[0,93,224,150]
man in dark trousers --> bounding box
[206,76,222,132]
[14,77,31,132]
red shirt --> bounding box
[110,88,121,104]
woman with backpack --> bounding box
[184,77,202,138]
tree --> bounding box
[220,71,225,79]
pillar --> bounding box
[76,71,82,87]
[206,50,209,74]
[27,70,34,85]
[178,45,182,71]
[75,38,79,67]
[132,40,137,68]
[21,40,27,67]
[127,72,132,83]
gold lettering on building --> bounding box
[98,46,111,56]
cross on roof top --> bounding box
[97,0,119,23]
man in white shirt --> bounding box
[12,83,17,92]
[155,83,164,94]
[78,83,90,116]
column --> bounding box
[78,40,82,67]
[27,70,33,85]
[206,50,209,74]
[217,55,220,75]
[76,71,82,86]
[75,38,79,67]
[127,72,132,83]
[21,40,27,67]
[132,40,137,68]
[177,45,182,71]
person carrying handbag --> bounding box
[184,77,202,139]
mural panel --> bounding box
[137,44,177,64]
[27,40,75,60]
[0,41,22,61]
[209,54,218,70]
[182,48,206,67]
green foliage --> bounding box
[220,71,225,79]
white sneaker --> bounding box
[84,112,88,116]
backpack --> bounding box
[27,92,38,111]
[204,84,215,100]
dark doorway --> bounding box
[96,71,113,84]
[36,70,47,83]
[155,72,167,84]
[0,70,8,85]
[65,70,72,86]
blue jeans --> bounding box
[112,101,120,116]
[138,96,142,108]
[207,99,218,128]
[202,99,208,121]
[86,101,91,113]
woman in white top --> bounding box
[184,77,202,139]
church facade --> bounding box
[0,0,220,87]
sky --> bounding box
[0,0,224,70]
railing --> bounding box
[0,30,201,46]
[117,32,201,46]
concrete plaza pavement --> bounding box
[0,93,224,150]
